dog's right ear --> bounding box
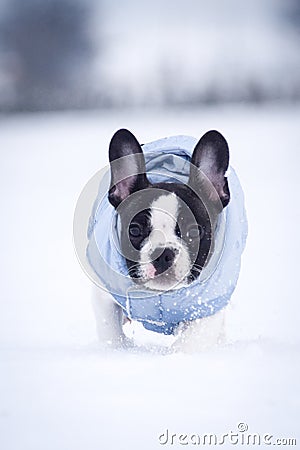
[108,129,149,208]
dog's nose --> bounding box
[152,247,175,274]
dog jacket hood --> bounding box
[87,135,248,335]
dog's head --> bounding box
[108,129,230,291]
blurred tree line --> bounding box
[0,0,95,111]
[0,0,300,112]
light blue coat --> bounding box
[87,136,248,334]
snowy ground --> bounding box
[0,105,299,449]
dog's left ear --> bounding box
[189,130,230,208]
[108,129,149,208]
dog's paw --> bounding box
[97,334,135,351]
[171,332,224,353]
[171,311,226,353]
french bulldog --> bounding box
[90,129,246,352]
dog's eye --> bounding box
[129,223,142,237]
[187,225,204,239]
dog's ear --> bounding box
[108,129,149,208]
[189,130,230,208]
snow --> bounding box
[0,105,299,449]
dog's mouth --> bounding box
[134,270,187,291]
[128,247,192,291]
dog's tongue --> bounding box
[146,263,156,279]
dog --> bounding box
[87,129,247,351]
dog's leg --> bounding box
[172,309,226,353]
[91,285,128,348]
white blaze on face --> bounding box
[150,193,179,246]
[139,192,191,289]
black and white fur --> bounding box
[93,129,230,352]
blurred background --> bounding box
[0,0,300,112]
